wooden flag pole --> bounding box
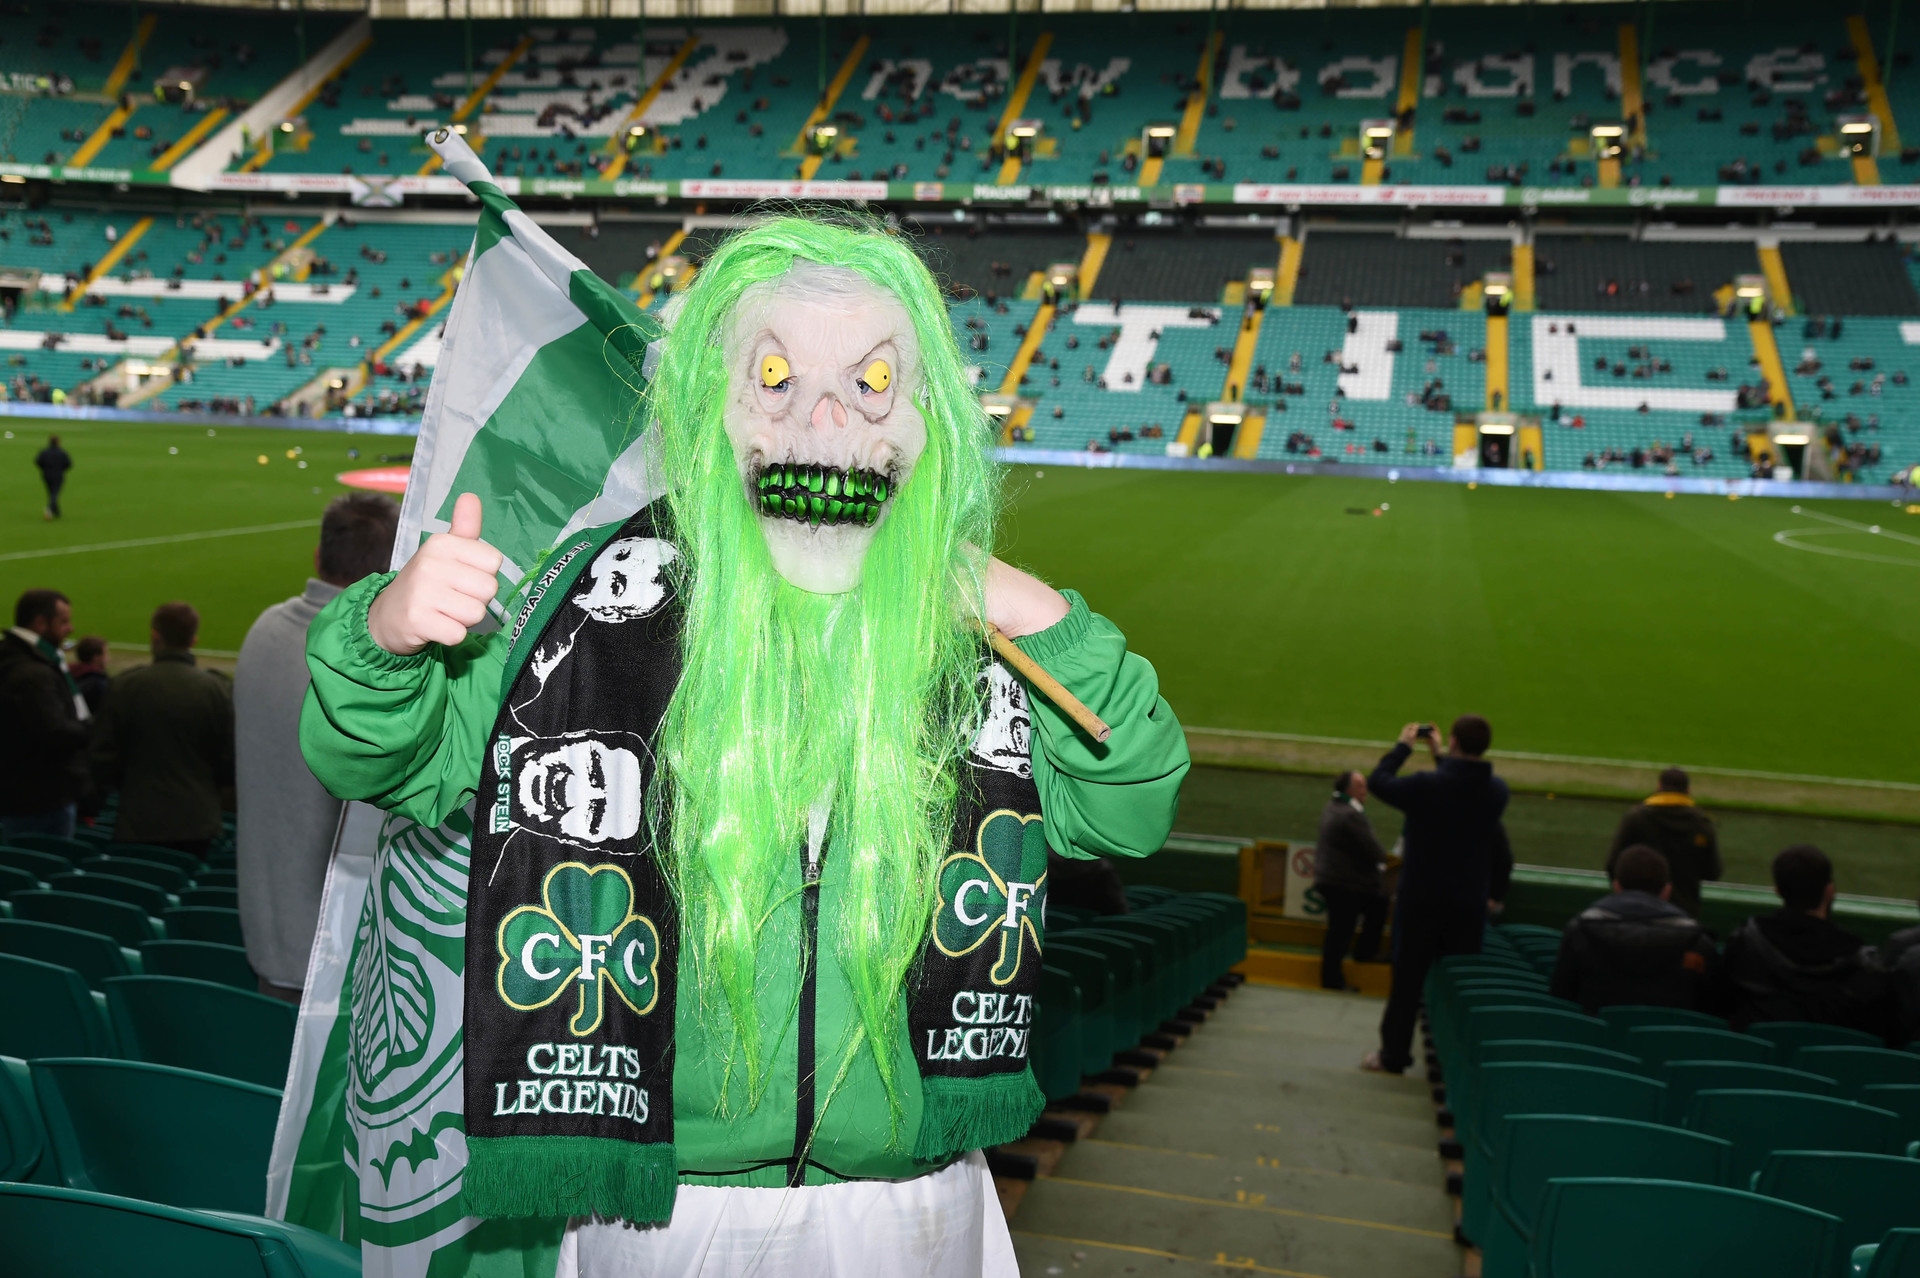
[985,624,1112,743]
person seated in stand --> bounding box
[1720,844,1890,1037]
[1549,845,1718,1014]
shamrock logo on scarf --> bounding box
[496,862,661,1035]
[932,809,1047,986]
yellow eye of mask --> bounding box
[760,354,791,388]
[860,359,891,393]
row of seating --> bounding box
[1432,923,1920,1277]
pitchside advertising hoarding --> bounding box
[11,159,1920,208]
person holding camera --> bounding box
[1315,770,1391,991]
[1361,715,1509,1075]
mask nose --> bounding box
[809,391,848,432]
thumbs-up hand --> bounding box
[367,492,505,655]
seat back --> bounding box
[179,886,241,910]
[1037,944,1114,1077]
[1683,1089,1898,1185]
[0,953,115,1058]
[1859,1084,1920,1149]
[0,1058,48,1182]
[1032,965,1082,1103]
[1048,933,1145,1049]
[0,919,135,989]
[162,907,246,947]
[1658,1060,1837,1125]
[1625,1025,1775,1074]
[1497,1116,1729,1240]
[139,941,256,991]
[30,1058,280,1214]
[103,844,203,875]
[1857,1229,1920,1278]
[47,872,170,918]
[75,856,188,893]
[1751,1151,1920,1258]
[103,977,293,1090]
[1464,1007,1611,1055]
[0,1182,361,1278]
[0,846,72,880]
[1531,1178,1838,1278]
[1476,1039,1641,1072]
[0,863,39,896]
[11,890,155,948]
[1793,1046,1920,1097]
[1472,1062,1666,1160]
[10,835,91,860]
[1747,1020,1884,1064]
[1596,1004,1727,1051]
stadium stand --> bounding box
[1533,236,1758,314]
[1295,234,1511,310]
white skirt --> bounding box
[555,1151,1018,1278]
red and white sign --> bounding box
[337,466,410,494]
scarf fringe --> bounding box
[913,1069,1045,1163]
[463,1136,677,1224]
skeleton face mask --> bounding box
[722,262,928,594]
[511,733,644,846]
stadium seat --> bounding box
[0,954,116,1059]
[180,886,241,910]
[10,835,93,860]
[1596,1004,1728,1049]
[1478,1116,1730,1278]
[48,872,171,918]
[1032,965,1084,1104]
[0,847,75,880]
[163,907,246,947]
[104,844,204,875]
[0,863,41,897]
[0,1182,360,1278]
[1041,943,1119,1077]
[1792,1047,1920,1097]
[1446,1007,1610,1084]
[1750,1151,1920,1259]
[195,870,240,890]
[1683,1089,1899,1185]
[1749,1022,1887,1063]
[0,1058,49,1183]
[1853,1229,1920,1278]
[1050,931,1149,1049]
[77,856,189,893]
[103,977,294,1090]
[1529,1178,1839,1278]
[140,941,256,992]
[1072,928,1169,1030]
[1858,1085,1920,1149]
[11,890,158,948]
[1658,1060,1837,1124]
[30,1058,280,1214]
[1623,1025,1774,1074]
[0,919,138,989]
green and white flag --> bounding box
[266,128,662,1278]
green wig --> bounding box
[645,212,999,1126]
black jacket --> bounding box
[1369,743,1510,909]
[1314,796,1387,894]
[1882,924,1920,1046]
[0,630,90,816]
[1549,890,1719,1014]
[92,650,233,843]
[34,444,70,482]
[1721,909,1889,1037]
[1608,796,1721,916]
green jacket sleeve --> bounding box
[299,571,506,830]
[1014,589,1188,860]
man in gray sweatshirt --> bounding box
[236,492,398,1000]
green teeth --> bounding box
[753,462,894,528]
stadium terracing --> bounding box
[3,0,1918,486]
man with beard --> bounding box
[301,217,1188,1274]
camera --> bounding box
[1414,724,1435,739]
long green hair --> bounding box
[645,212,998,1124]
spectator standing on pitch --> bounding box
[34,434,71,520]
[1607,767,1720,916]
[1315,769,1391,990]
[92,602,233,858]
[236,494,397,1001]
[1362,715,1510,1074]
[1720,844,1889,1036]
[1549,845,1719,1014]
[69,635,110,716]
[0,589,92,841]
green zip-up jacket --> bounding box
[300,515,1189,1186]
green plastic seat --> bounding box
[0,863,40,896]
[11,891,157,948]
[9,834,92,860]
[1749,1021,1885,1064]
[76,856,188,893]
[1684,1089,1898,1185]
[0,1182,360,1278]
[1751,1151,1920,1259]
[103,977,293,1090]
[1596,1004,1727,1050]
[1479,1116,1730,1278]
[0,1057,49,1182]
[0,919,137,989]
[1039,944,1116,1077]
[1859,1085,1920,1148]
[103,844,204,875]
[1793,1046,1920,1097]
[1456,1040,1643,1137]
[1658,1060,1837,1124]
[1624,1025,1775,1074]
[163,907,246,947]
[180,886,241,910]
[1853,1229,1920,1277]
[0,953,116,1059]
[1531,1178,1838,1278]
[31,1058,281,1214]
[1463,1061,1667,1246]
[1032,964,1083,1103]
[1072,928,1168,1030]
[1123,885,1175,908]
[194,869,239,890]
[0,846,74,880]
[48,872,171,918]
[1052,932,1148,1049]
[140,941,256,991]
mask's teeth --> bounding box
[872,475,889,503]
[863,502,878,525]
[824,470,840,498]
[848,471,867,498]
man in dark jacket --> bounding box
[1315,769,1390,990]
[92,601,233,856]
[1607,768,1721,916]
[1888,905,1920,1048]
[1720,844,1888,1037]
[34,434,71,520]
[0,588,91,841]
[1363,714,1510,1074]
[1550,845,1719,1014]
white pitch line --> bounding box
[1788,504,1920,547]
[0,520,317,563]
[1774,528,1920,567]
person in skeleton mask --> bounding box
[302,215,1188,1276]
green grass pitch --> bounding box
[3,419,1914,794]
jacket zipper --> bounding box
[789,835,822,1187]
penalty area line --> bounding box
[0,520,317,563]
